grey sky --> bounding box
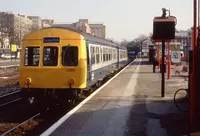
[0,0,192,41]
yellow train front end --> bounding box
[20,28,87,104]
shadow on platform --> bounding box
[131,60,152,66]
[21,95,190,136]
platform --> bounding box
[41,58,189,136]
[0,59,19,67]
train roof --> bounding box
[42,27,126,49]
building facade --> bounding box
[42,19,55,28]
[15,14,33,47]
[27,16,42,30]
[0,12,33,48]
[0,12,55,49]
[141,39,153,57]
[51,19,106,39]
[89,23,106,39]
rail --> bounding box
[1,113,40,136]
[0,90,21,107]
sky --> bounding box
[0,0,193,42]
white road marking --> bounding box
[40,58,140,136]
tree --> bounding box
[120,39,128,47]
[126,40,140,55]
[0,12,33,48]
[148,33,153,40]
[134,34,148,44]
[0,12,14,48]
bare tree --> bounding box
[134,34,148,43]
[0,12,34,49]
[0,31,7,48]
[14,17,27,48]
[148,33,153,40]
[0,12,14,48]
[29,25,39,32]
[133,34,149,57]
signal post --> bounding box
[153,8,177,97]
[167,40,171,79]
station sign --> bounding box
[11,44,17,52]
[142,49,149,52]
[171,51,180,63]
[43,37,60,43]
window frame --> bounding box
[61,46,79,66]
[43,46,59,66]
[24,46,40,67]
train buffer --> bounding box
[41,58,189,136]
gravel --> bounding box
[0,70,20,96]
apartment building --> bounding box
[42,19,55,28]
[27,16,42,30]
[0,12,55,49]
[52,19,106,39]
[0,12,33,48]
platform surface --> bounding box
[44,58,189,136]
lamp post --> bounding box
[190,0,197,125]
[168,40,171,79]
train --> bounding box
[20,27,128,106]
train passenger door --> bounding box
[86,42,92,85]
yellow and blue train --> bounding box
[20,27,128,105]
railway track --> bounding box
[0,72,19,77]
[1,113,41,136]
[0,101,71,136]
[0,90,21,107]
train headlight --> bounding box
[68,79,75,85]
[25,78,31,84]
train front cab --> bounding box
[20,28,87,103]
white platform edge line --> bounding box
[40,58,140,136]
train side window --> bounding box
[43,47,58,66]
[62,46,78,66]
[24,47,40,66]
[109,48,112,60]
[114,49,116,59]
[106,48,108,61]
[108,48,110,60]
[113,49,116,60]
[111,49,113,60]
[96,47,100,64]
[113,49,114,60]
[91,46,95,65]
[103,48,105,61]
